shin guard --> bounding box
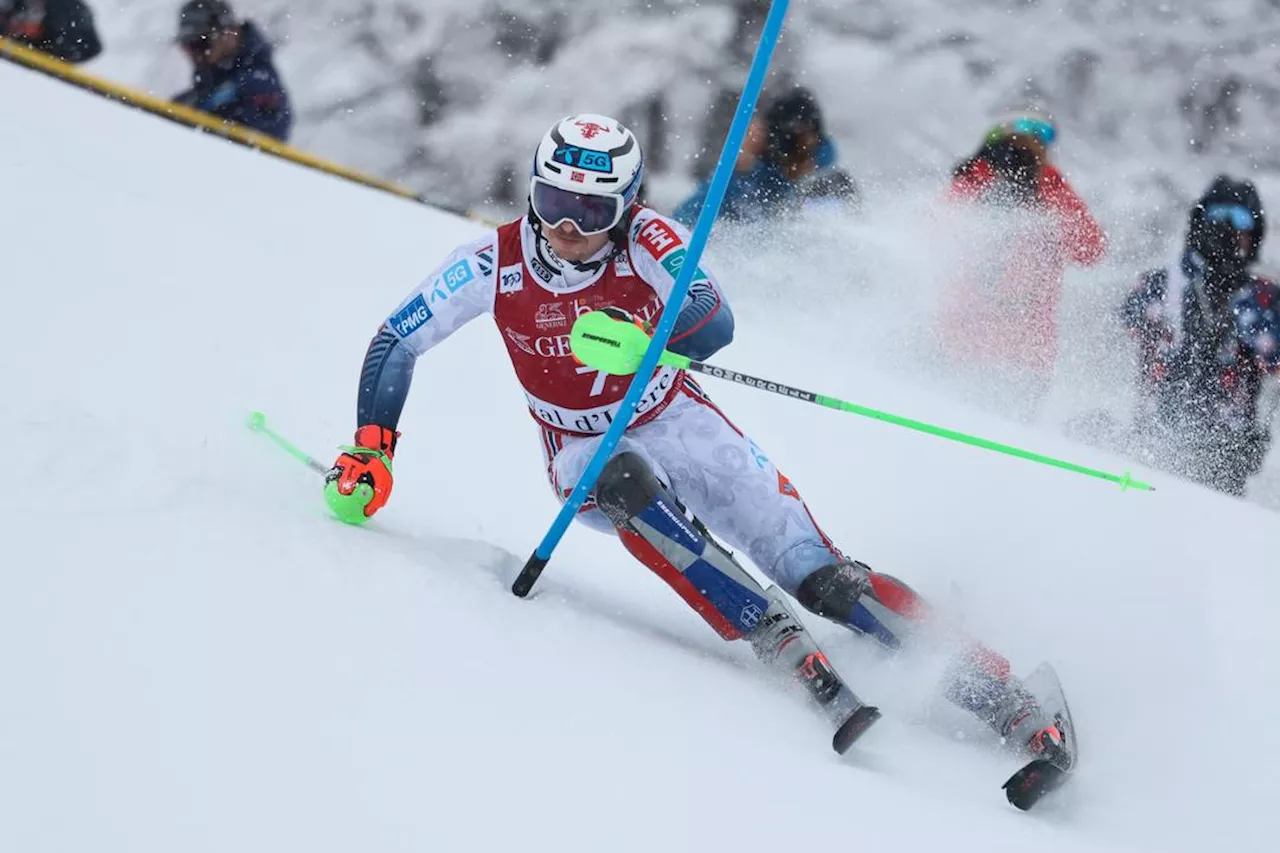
[597,453,880,752]
[748,586,879,751]
[598,452,770,640]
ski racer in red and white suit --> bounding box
[331,115,1062,757]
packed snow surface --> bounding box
[3,62,1278,852]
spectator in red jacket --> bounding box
[941,112,1106,413]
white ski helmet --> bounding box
[529,114,644,235]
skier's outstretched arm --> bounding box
[627,210,735,361]
[328,234,498,522]
[356,235,498,432]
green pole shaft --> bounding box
[247,411,329,476]
[674,359,1153,492]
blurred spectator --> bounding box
[1120,176,1275,493]
[0,0,102,63]
[1122,176,1266,416]
[940,111,1106,406]
[673,86,858,226]
[172,0,292,142]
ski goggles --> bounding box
[178,30,221,53]
[529,176,626,236]
[1204,203,1255,231]
[988,117,1057,147]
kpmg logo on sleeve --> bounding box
[390,294,433,338]
[442,259,475,293]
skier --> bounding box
[1121,176,1275,493]
[942,111,1106,415]
[326,115,1066,761]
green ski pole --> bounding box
[247,412,388,525]
[570,311,1154,493]
[246,410,329,475]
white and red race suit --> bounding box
[360,208,730,437]
[351,206,1032,724]
[357,208,903,607]
[346,207,1038,741]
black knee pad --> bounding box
[796,560,872,619]
[595,451,664,527]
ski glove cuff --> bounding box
[600,305,653,335]
[354,424,399,459]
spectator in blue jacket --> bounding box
[0,0,102,63]
[172,0,292,142]
[673,87,856,226]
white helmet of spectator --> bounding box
[529,115,644,236]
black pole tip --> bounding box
[512,553,549,598]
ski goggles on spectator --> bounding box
[178,32,216,51]
[1204,203,1255,231]
[529,176,626,236]
[988,118,1057,147]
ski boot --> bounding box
[947,664,1073,766]
[747,585,880,754]
[991,683,1071,763]
[595,451,880,754]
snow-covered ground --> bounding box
[4,61,1279,852]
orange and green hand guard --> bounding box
[323,425,398,525]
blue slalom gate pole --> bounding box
[511,0,792,597]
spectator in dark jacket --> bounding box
[172,0,292,142]
[673,87,857,226]
[1122,177,1265,403]
[0,0,102,63]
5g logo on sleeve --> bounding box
[442,259,475,292]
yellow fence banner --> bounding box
[0,35,433,207]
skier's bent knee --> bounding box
[595,451,662,526]
[796,560,873,620]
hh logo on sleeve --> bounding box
[637,219,680,259]
[390,294,433,338]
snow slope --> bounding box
[3,62,1278,852]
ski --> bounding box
[1002,663,1077,811]
[1003,756,1070,810]
[832,704,881,754]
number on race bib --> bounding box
[576,364,608,396]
